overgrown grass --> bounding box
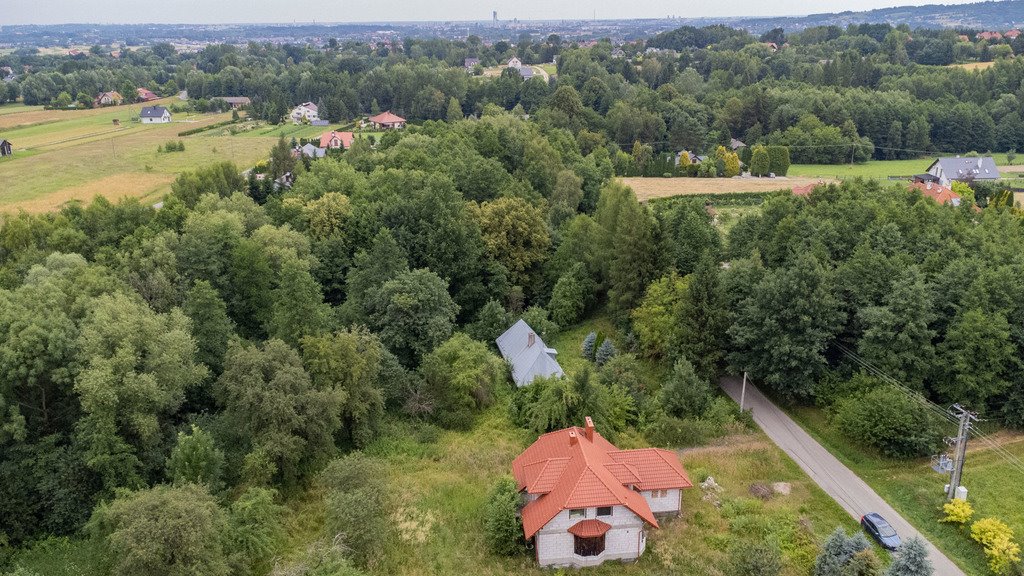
[787,406,1024,575]
[547,312,668,390]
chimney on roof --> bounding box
[569,429,578,445]
[584,417,595,441]
[527,332,536,347]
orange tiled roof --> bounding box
[792,181,825,197]
[369,111,406,124]
[511,418,692,539]
[319,130,354,149]
[568,519,612,538]
[909,181,961,206]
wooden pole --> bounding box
[740,371,747,412]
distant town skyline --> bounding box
[3,0,983,25]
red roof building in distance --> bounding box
[512,417,692,568]
[136,88,159,102]
[909,181,962,207]
[1006,29,1022,39]
[977,31,1004,41]
[368,111,406,129]
[319,130,355,150]
[792,181,826,197]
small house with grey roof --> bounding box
[926,156,1000,186]
[496,319,565,387]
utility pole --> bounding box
[739,371,747,412]
[946,404,978,500]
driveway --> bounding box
[720,375,965,576]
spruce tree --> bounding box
[884,537,933,576]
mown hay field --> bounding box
[620,176,834,201]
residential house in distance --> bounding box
[319,130,355,150]
[464,57,480,69]
[675,151,707,166]
[290,102,320,124]
[506,56,534,79]
[611,48,626,59]
[925,156,1000,186]
[508,56,523,69]
[977,31,1004,41]
[294,143,326,159]
[136,87,159,102]
[1,66,15,82]
[0,139,13,157]
[94,91,123,107]
[909,181,962,207]
[368,111,406,130]
[512,417,692,568]
[495,319,564,387]
[1006,29,1022,39]
[139,106,172,124]
[216,96,251,109]
[729,138,746,151]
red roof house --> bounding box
[368,111,406,129]
[1005,29,1022,39]
[792,181,826,197]
[512,417,692,568]
[319,130,355,150]
[909,181,962,207]
[136,87,159,102]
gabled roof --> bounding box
[512,418,692,539]
[299,143,326,158]
[909,181,961,207]
[928,156,1000,181]
[295,102,318,111]
[140,106,169,118]
[319,130,355,149]
[369,111,406,124]
[495,319,564,387]
[136,87,158,101]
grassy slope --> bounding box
[788,406,1024,575]
[788,154,1013,179]
[0,103,276,212]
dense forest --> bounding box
[8,21,1024,164]
[2,102,1023,573]
[3,19,1024,576]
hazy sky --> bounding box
[2,0,981,25]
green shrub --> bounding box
[830,384,943,458]
[483,475,525,556]
[728,541,782,576]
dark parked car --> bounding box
[861,512,901,550]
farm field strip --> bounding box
[621,175,836,200]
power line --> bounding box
[834,342,1024,478]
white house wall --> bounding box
[533,505,646,568]
[641,488,681,514]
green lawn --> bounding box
[788,154,1016,180]
[0,103,44,115]
[0,105,275,213]
[538,63,557,76]
[787,406,1024,575]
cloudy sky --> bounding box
[3,0,980,24]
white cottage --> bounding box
[139,106,171,123]
[290,102,320,124]
[512,418,692,568]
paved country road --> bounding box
[720,375,965,576]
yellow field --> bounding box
[947,61,997,71]
[620,176,836,201]
[0,100,275,213]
